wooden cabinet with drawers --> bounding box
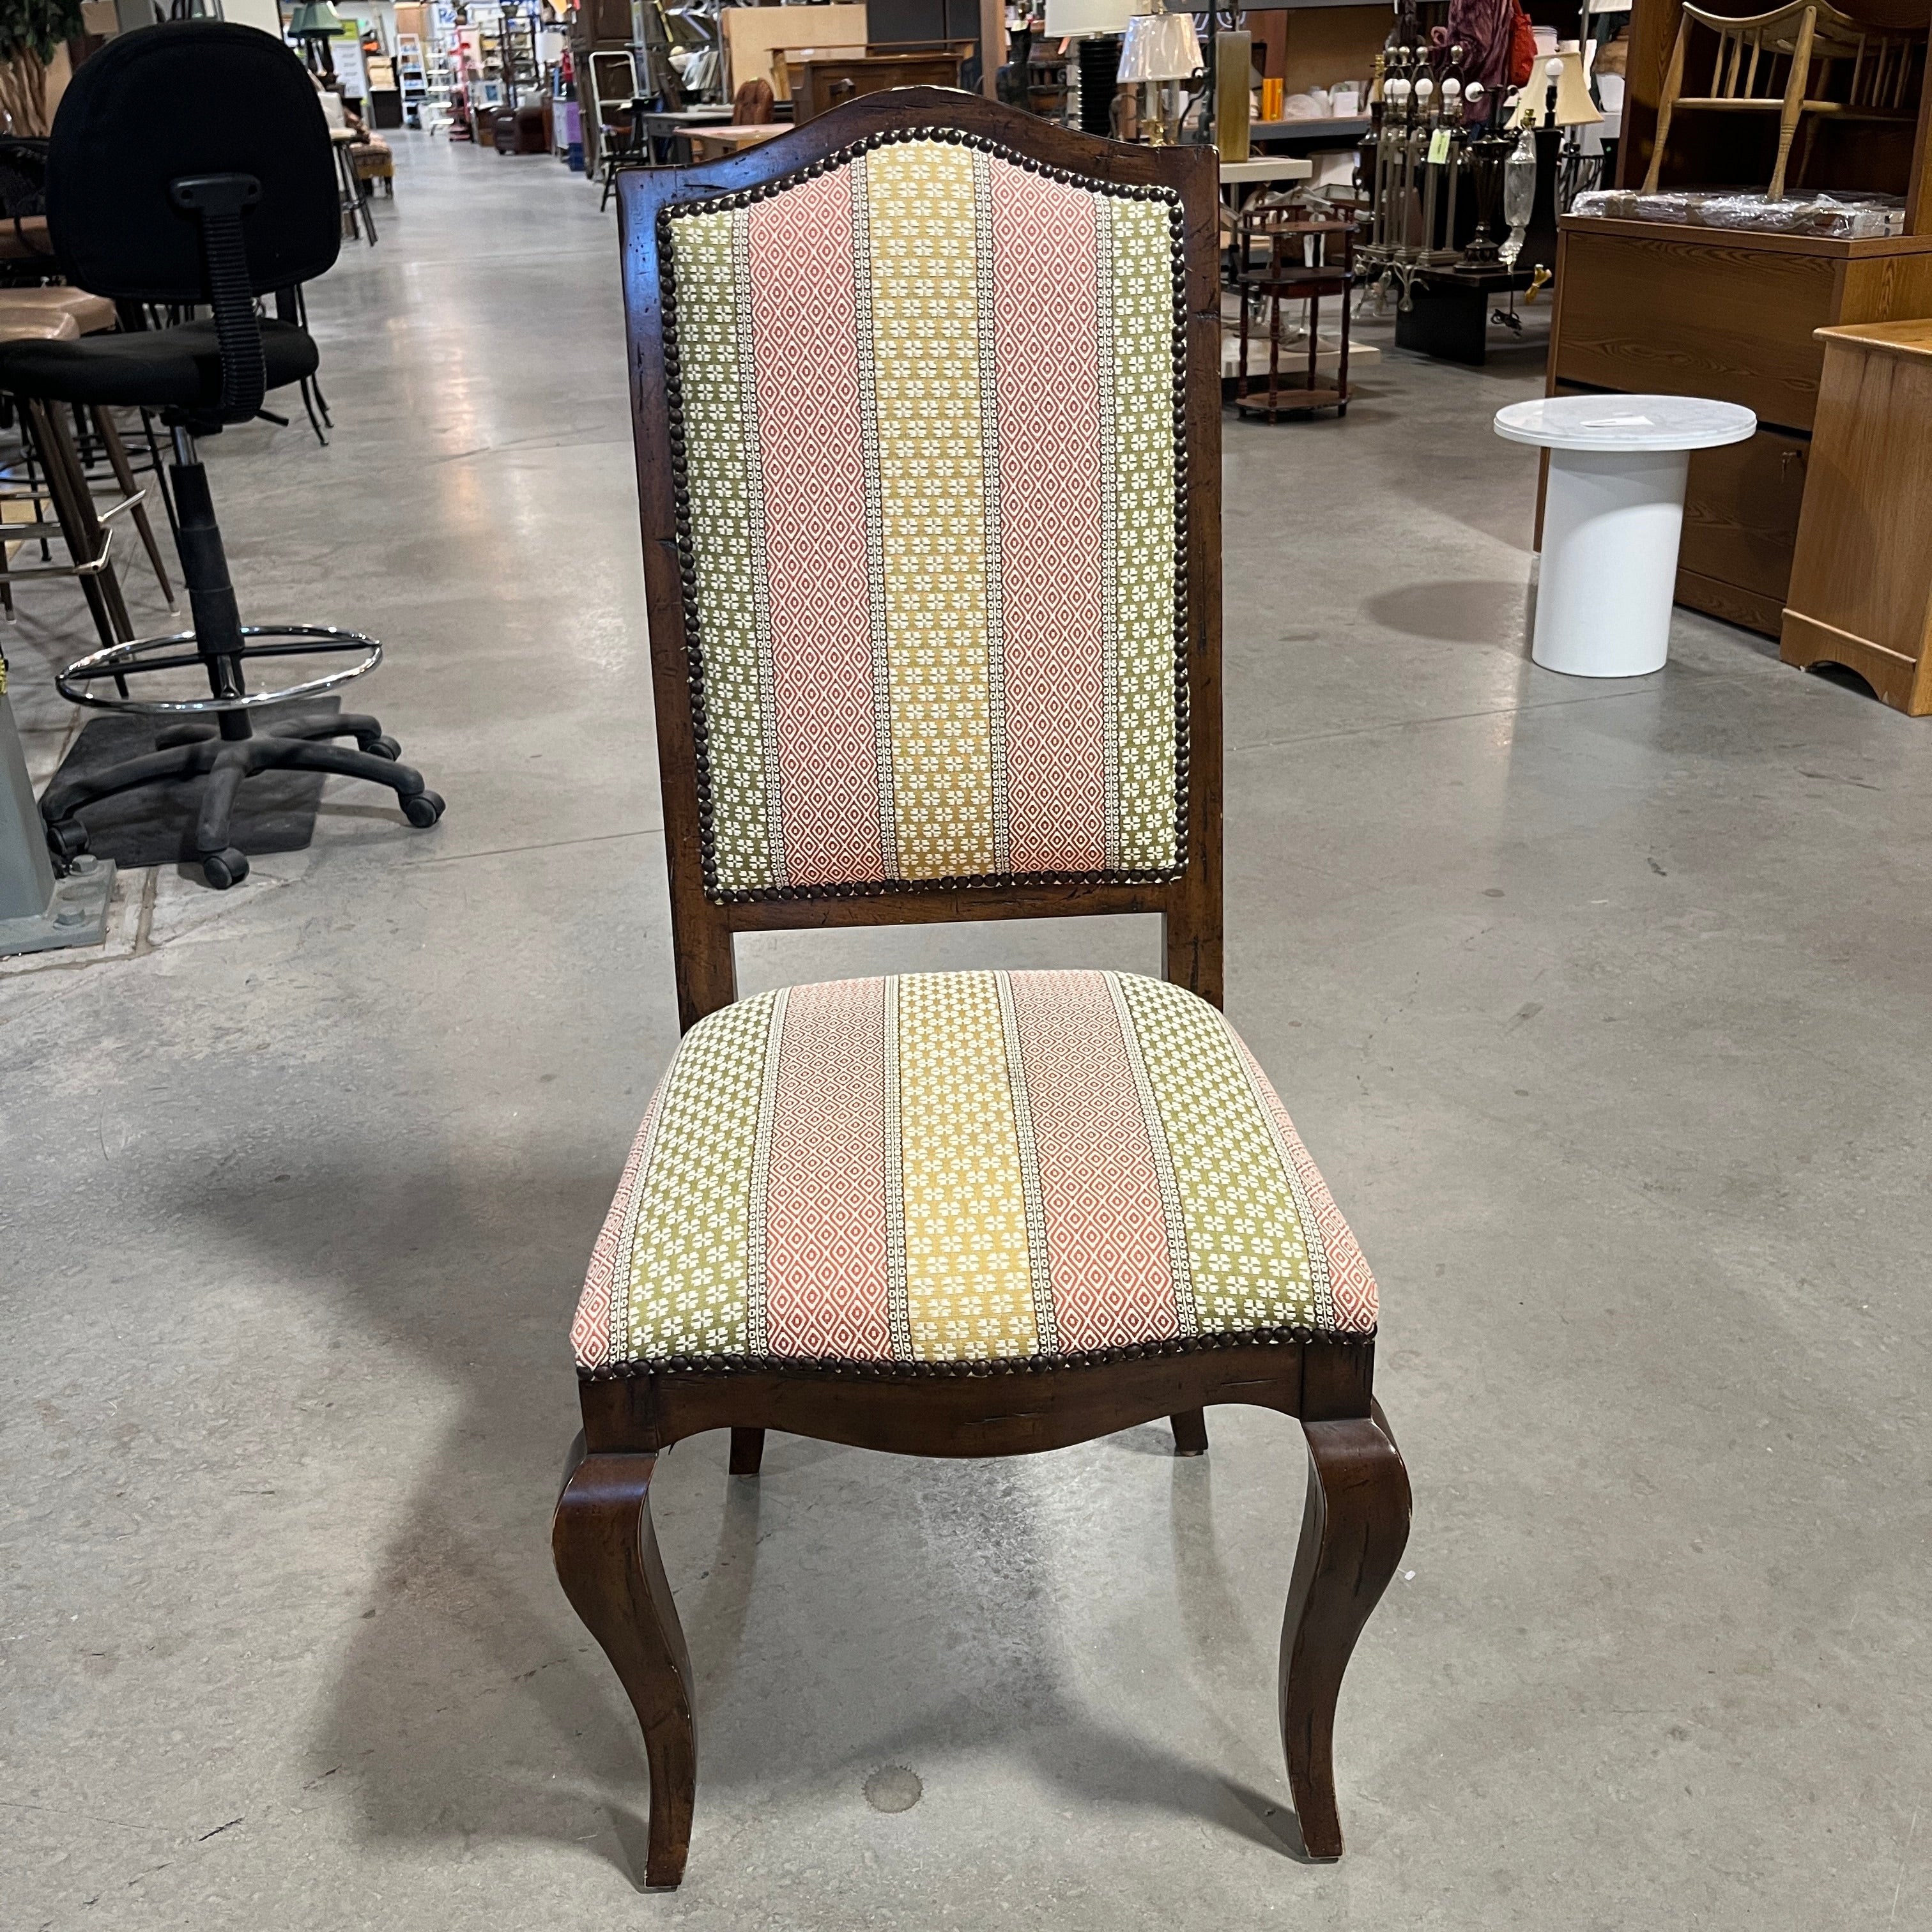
[1781,319,1932,715]
[1545,216,1932,636]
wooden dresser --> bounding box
[1547,217,1932,635]
[1781,318,1932,713]
[1542,0,1932,641]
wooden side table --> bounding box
[684,123,786,162]
[1781,318,1932,715]
[1234,204,1355,420]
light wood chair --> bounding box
[1644,0,1927,200]
[555,88,1411,1891]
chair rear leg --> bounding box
[1278,1399,1411,1859]
[95,410,172,604]
[728,1428,765,1476]
[1170,1409,1209,1457]
[1643,15,1693,193]
[554,1451,698,1889]
[1770,8,1818,201]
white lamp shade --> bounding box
[1043,0,1136,34]
[1117,8,1202,81]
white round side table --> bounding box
[1494,394,1757,677]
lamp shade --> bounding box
[1043,0,1136,34]
[1117,8,1202,82]
[289,1,349,34]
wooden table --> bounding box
[1781,318,1932,714]
[684,123,787,162]
[1219,157,1314,188]
[0,216,52,263]
[636,105,737,164]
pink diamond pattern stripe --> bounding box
[762,974,894,1357]
[746,171,884,887]
[988,158,1108,873]
[1233,1039,1379,1334]
[1008,968,1178,1353]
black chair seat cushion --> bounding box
[0,316,316,409]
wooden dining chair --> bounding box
[555,88,1411,1890]
[1643,0,1926,201]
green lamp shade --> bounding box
[289,1,350,35]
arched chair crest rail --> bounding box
[554,88,1412,1890]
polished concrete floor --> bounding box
[4,134,1929,1931]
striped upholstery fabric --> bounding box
[572,972,1376,1372]
[663,134,1186,899]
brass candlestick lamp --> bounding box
[1117,0,1202,146]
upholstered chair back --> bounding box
[657,128,1190,901]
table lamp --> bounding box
[1044,0,1137,138]
[289,1,350,80]
[1117,0,1202,148]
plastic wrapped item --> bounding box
[1570,187,1908,239]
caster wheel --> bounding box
[201,847,249,889]
[401,788,445,829]
[367,734,401,760]
[45,818,89,862]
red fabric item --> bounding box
[1508,4,1537,88]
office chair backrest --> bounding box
[47,21,340,305]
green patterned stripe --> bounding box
[622,990,781,1360]
[1106,197,1179,872]
[1221,1022,1337,1332]
[668,208,776,893]
[1114,973,1319,1335]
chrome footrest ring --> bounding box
[54,624,383,716]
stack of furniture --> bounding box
[1545,0,1932,638]
[568,0,636,182]
[785,45,969,122]
[1643,0,1924,202]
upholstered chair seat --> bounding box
[573,969,1376,1374]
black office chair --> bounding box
[0,22,441,889]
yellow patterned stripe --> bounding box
[864,142,996,880]
[896,970,1039,1360]
[1105,198,1180,871]
[1113,973,1320,1334]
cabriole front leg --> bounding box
[553,1450,697,1888]
[1278,1400,1411,1859]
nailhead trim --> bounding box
[578,1322,1370,1383]
[654,124,1194,907]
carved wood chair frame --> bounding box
[553,88,1411,1890]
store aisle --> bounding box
[3,134,1928,1932]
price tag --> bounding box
[1427,127,1452,165]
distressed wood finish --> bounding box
[1280,1401,1411,1859]
[552,93,1396,1892]
[553,1452,697,1889]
